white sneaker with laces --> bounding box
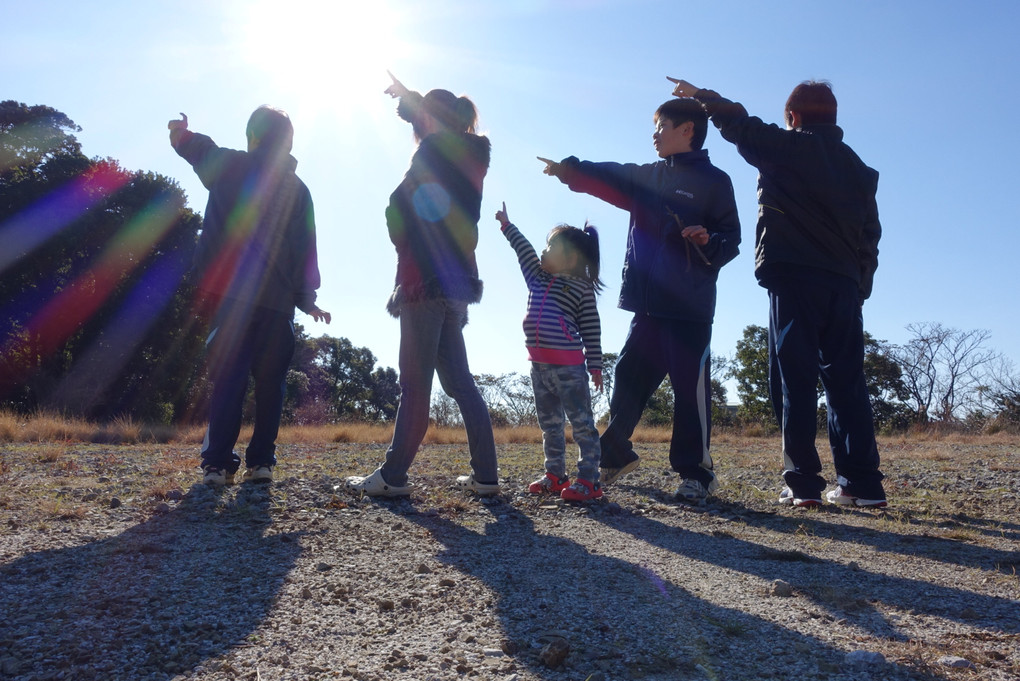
[203,467,235,486]
[674,476,717,504]
[243,465,273,483]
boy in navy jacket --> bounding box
[542,97,740,503]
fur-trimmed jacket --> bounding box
[385,101,490,316]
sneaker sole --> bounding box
[600,459,639,486]
[561,491,604,502]
[779,494,823,508]
[827,493,887,508]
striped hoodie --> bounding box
[502,223,602,374]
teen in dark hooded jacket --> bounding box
[169,106,329,486]
[670,77,886,508]
[542,97,740,504]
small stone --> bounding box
[960,607,978,619]
[154,502,171,514]
[378,599,395,611]
[500,639,519,655]
[439,578,456,587]
[166,489,184,501]
[771,580,794,597]
[846,650,885,667]
[937,656,974,669]
[537,638,570,668]
[301,586,314,599]
[316,562,334,572]
[415,563,432,574]
[109,497,122,509]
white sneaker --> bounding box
[674,476,717,504]
[600,458,640,485]
[826,486,887,508]
[346,469,412,497]
[203,467,235,486]
[243,465,273,483]
[779,487,823,507]
[455,474,500,496]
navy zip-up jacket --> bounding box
[556,150,740,323]
[693,89,881,300]
[172,130,321,316]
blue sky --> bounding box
[5,0,1020,400]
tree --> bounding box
[732,324,773,427]
[862,332,912,432]
[979,357,1020,428]
[890,322,1000,424]
[474,373,537,427]
[638,377,674,427]
[710,353,734,427]
[312,337,398,422]
[592,352,617,423]
[0,101,83,175]
[2,102,206,419]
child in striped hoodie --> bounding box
[496,202,605,501]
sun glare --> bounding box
[234,0,407,109]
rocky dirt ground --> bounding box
[1,436,1018,681]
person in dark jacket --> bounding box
[541,97,740,504]
[346,74,498,497]
[670,77,886,508]
[169,106,330,486]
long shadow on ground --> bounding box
[590,505,1020,640]
[395,501,948,681]
[0,483,302,680]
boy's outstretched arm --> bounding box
[666,76,701,98]
[537,156,564,179]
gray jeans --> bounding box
[380,299,497,486]
[531,362,602,483]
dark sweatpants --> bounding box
[765,267,884,500]
[201,303,296,473]
[599,313,715,486]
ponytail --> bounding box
[549,223,604,294]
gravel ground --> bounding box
[1,437,1018,681]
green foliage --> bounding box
[732,324,774,427]
[1,102,207,420]
[1,101,404,427]
[862,332,913,432]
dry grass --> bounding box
[2,409,1017,452]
